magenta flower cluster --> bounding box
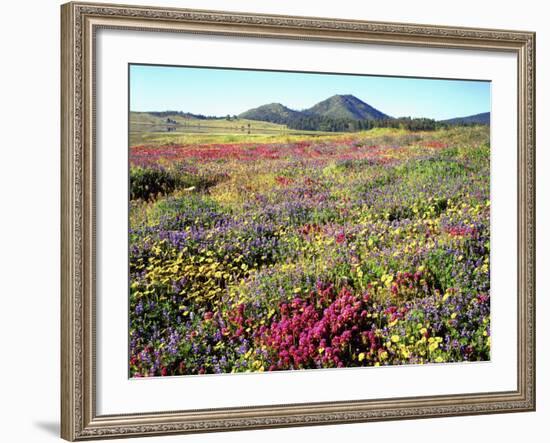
[259,284,381,370]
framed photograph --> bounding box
[61,1,536,440]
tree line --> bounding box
[148,111,219,120]
[287,116,450,132]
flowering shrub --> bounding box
[259,285,382,370]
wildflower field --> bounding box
[129,126,490,377]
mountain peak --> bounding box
[333,93,357,99]
[322,94,362,103]
[306,94,390,120]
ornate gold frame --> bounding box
[61,2,536,440]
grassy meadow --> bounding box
[129,122,491,376]
[130,112,338,146]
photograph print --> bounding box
[128,65,491,377]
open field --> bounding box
[130,112,343,146]
[131,111,290,130]
[129,126,490,376]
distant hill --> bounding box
[238,94,390,126]
[440,112,490,125]
[306,94,390,121]
[238,103,302,125]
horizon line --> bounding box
[129,107,491,121]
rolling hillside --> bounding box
[440,112,490,125]
[238,103,302,124]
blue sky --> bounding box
[130,64,490,121]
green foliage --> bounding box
[425,248,458,291]
[130,167,177,201]
[130,164,228,202]
[400,158,469,183]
